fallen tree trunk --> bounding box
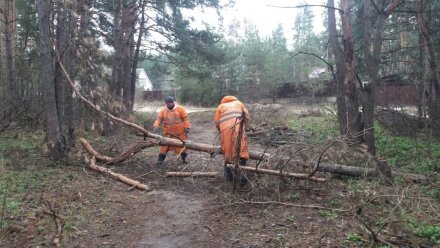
[83,136,429,183]
[81,134,378,178]
[80,138,157,164]
[142,136,378,178]
[80,137,325,181]
[59,58,426,182]
[89,157,150,191]
[227,165,326,182]
[150,138,428,181]
[166,172,218,177]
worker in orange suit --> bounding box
[153,96,190,165]
[215,95,250,185]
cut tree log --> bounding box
[226,164,326,182]
[89,157,150,191]
[166,172,218,177]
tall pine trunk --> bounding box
[54,0,77,146]
[416,0,440,137]
[111,0,123,98]
[121,1,135,111]
[0,0,5,104]
[362,0,401,154]
[130,0,147,111]
[341,0,362,138]
[4,0,17,107]
[54,1,67,138]
[37,0,64,159]
[327,0,348,135]
[65,0,77,146]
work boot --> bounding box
[239,158,247,167]
[239,174,248,187]
[224,166,233,182]
[156,153,166,165]
[181,153,188,164]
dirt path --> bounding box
[69,110,352,247]
[131,111,225,247]
[137,191,207,247]
[3,109,357,248]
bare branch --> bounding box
[292,51,334,72]
[266,4,343,13]
[384,0,403,16]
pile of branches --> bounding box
[246,103,296,147]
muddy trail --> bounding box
[2,110,357,248]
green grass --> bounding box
[328,197,342,207]
[286,192,301,201]
[0,131,41,164]
[319,210,338,219]
[415,225,440,244]
[0,130,58,228]
[346,232,361,242]
[0,169,31,227]
[286,215,295,222]
[288,114,440,174]
[375,123,440,173]
[289,115,339,143]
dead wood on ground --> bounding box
[44,200,63,247]
[79,138,157,164]
[89,157,150,191]
[226,164,326,182]
[166,172,218,177]
[60,58,429,183]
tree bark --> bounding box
[130,0,147,111]
[340,0,361,139]
[121,0,136,112]
[111,0,123,98]
[416,0,440,137]
[54,1,68,138]
[4,0,17,106]
[64,0,77,146]
[0,0,5,102]
[327,0,347,136]
[362,0,401,154]
[37,0,64,159]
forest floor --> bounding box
[1,103,439,247]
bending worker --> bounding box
[214,95,250,185]
[153,96,191,165]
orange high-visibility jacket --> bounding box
[154,103,190,154]
[214,96,250,164]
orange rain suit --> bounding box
[214,96,250,164]
[154,103,190,155]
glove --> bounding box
[153,127,160,133]
[184,128,190,134]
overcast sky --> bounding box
[184,0,327,42]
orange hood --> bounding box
[220,95,238,104]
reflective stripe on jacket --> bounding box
[154,103,190,154]
[214,96,250,163]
